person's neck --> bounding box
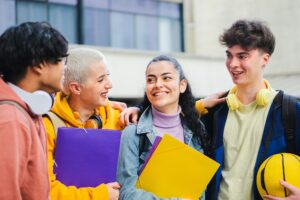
[68,97,94,123]
[236,80,266,105]
[15,77,40,93]
[154,104,180,115]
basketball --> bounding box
[256,153,300,198]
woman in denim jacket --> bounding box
[117,55,210,200]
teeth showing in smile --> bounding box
[153,92,166,96]
[232,71,243,76]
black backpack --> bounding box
[279,91,298,153]
[259,90,298,164]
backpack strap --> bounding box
[44,111,66,136]
[282,93,297,153]
[0,100,31,131]
[138,133,155,157]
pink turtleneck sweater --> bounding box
[151,106,184,142]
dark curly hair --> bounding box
[220,19,275,55]
[0,21,68,83]
[140,55,210,155]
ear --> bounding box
[69,81,81,95]
[262,53,270,67]
[31,62,47,75]
[179,79,187,93]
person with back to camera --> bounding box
[0,21,68,200]
[117,55,210,200]
[43,48,123,200]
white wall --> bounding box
[191,0,300,74]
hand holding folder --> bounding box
[54,127,121,188]
[136,134,220,200]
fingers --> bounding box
[119,112,125,127]
[107,182,121,189]
[124,112,131,126]
[119,107,139,127]
[217,97,226,103]
[120,102,127,110]
[131,113,138,124]
[110,101,127,112]
[280,180,297,192]
[263,194,283,200]
[217,90,228,97]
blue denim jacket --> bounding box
[117,107,205,200]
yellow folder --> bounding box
[136,134,220,200]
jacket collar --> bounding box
[136,106,154,135]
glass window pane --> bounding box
[83,0,109,9]
[49,0,77,6]
[16,1,47,24]
[111,12,135,48]
[136,15,158,50]
[83,8,110,46]
[0,0,16,34]
[159,2,181,19]
[49,4,78,43]
[159,18,182,52]
[111,0,158,15]
[111,0,136,13]
[135,0,157,16]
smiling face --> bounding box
[145,60,187,114]
[79,61,112,108]
[225,45,270,88]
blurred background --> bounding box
[1,0,300,104]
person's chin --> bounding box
[98,98,108,107]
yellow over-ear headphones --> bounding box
[226,80,272,111]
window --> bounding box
[0,0,16,34]
[83,0,183,52]
[16,0,78,43]
[49,3,78,43]
[1,0,183,52]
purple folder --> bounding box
[54,127,121,188]
[138,136,162,175]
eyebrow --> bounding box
[226,50,249,56]
[147,72,172,77]
[97,73,108,80]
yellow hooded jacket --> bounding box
[43,92,122,200]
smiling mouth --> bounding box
[152,91,168,96]
[100,92,108,97]
[231,71,244,77]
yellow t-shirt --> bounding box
[218,90,277,200]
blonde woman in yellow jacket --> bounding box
[43,48,122,200]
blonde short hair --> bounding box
[63,48,106,94]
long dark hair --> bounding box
[140,55,210,155]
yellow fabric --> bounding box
[218,89,277,200]
[43,92,122,200]
[195,100,208,115]
[226,80,272,111]
[136,134,219,200]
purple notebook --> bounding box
[54,127,121,188]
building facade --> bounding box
[0,0,299,99]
